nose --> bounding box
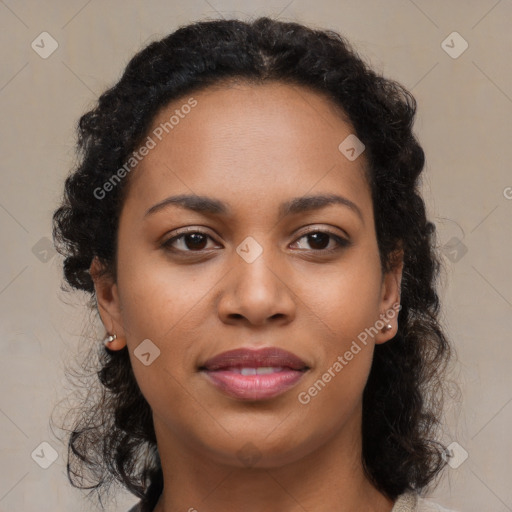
[216,248,296,327]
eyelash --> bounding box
[160,227,351,255]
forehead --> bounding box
[122,81,372,219]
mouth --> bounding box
[199,347,310,401]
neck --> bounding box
[151,404,394,512]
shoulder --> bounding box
[417,496,460,512]
[392,492,460,512]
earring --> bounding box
[103,333,117,346]
[381,324,392,333]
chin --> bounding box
[194,426,319,470]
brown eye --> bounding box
[305,232,330,250]
[162,231,219,252]
[181,233,208,250]
[291,230,350,252]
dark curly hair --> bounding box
[52,16,452,510]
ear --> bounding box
[374,248,403,345]
[89,256,127,350]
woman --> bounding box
[52,17,458,512]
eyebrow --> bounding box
[144,193,364,224]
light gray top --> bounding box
[392,492,458,511]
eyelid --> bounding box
[164,226,217,238]
[296,224,350,240]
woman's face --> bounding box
[93,81,402,468]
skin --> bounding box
[91,81,403,512]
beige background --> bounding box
[1,1,511,511]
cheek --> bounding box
[115,247,214,340]
[115,248,220,391]
[294,336,375,454]
[294,242,381,408]
[116,257,206,416]
[301,250,383,336]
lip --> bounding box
[199,347,309,401]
